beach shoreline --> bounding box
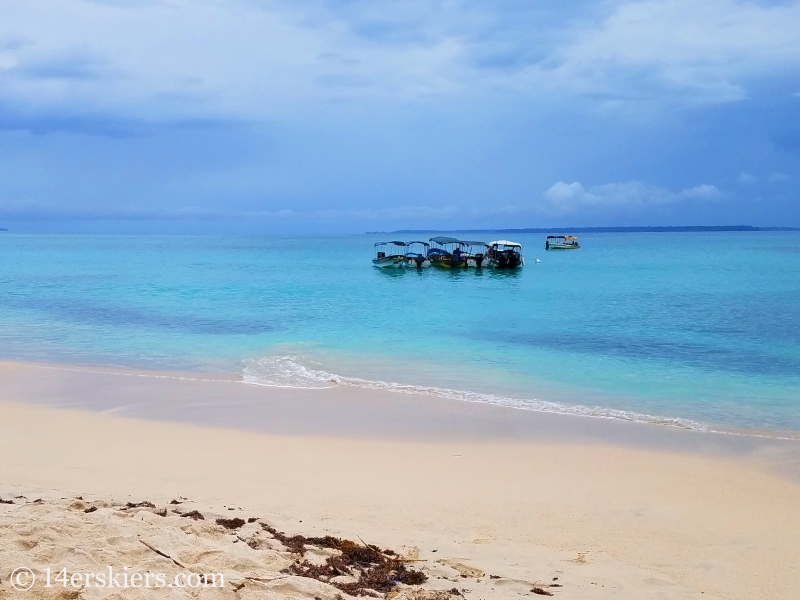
[1,359,800,599]
[2,358,798,445]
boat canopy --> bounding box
[460,241,489,247]
[489,240,522,248]
[374,241,407,247]
[406,241,430,247]
[546,235,577,240]
[429,236,462,245]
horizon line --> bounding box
[368,226,800,235]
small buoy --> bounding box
[535,258,541,263]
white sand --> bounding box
[1,362,799,599]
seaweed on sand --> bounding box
[180,510,205,520]
[260,524,427,596]
[216,517,246,530]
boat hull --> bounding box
[405,258,431,268]
[545,243,580,250]
[372,256,406,268]
[485,258,524,269]
[430,256,467,269]
[466,255,490,268]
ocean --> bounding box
[1,231,798,435]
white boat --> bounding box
[545,235,580,250]
[372,241,407,268]
[460,241,490,268]
[485,240,524,268]
[404,241,431,268]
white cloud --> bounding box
[737,171,757,184]
[679,184,722,199]
[540,0,800,105]
[0,0,799,125]
[768,172,791,183]
[0,0,469,122]
[542,180,721,213]
[0,198,459,222]
[543,181,587,205]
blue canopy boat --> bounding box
[428,236,468,269]
[404,241,431,268]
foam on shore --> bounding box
[242,355,710,432]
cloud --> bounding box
[0,199,459,223]
[768,172,791,183]
[679,184,721,199]
[737,171,758,184]
[0,0,799,133]
[542,180,721,213]
[0,1,797,232]
[18,52,109,81]
[537,0,800,105]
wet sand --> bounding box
[1,360,799,599]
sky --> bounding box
[0,0,799,233]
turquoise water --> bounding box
[0,232,798,433]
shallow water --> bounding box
[0,231,798,433]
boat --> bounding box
[404,241,431,268]
[545,235,580,250]
[459,241,490,268]
[427,236,468,269]
[373,241,408,268]
[486,240,524,268]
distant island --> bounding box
[370,225,799,234]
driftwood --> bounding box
[138,538,189,570]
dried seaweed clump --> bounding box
[216,517,246,530]
[261,524,427,596]
[180,510,205,521]
[125,501,156,509]
[531,587,553,596]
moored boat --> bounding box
[545,235,580,250]
[404,241,431,268]
[427,236,468,269]
[460,241,490,268]
[486,240,524,268]
[373,241,408,268]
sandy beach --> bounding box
[1,361,799,599]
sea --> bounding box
[0,231,798,436]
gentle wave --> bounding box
[241,355,710,431]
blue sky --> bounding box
[0,0,798,233]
